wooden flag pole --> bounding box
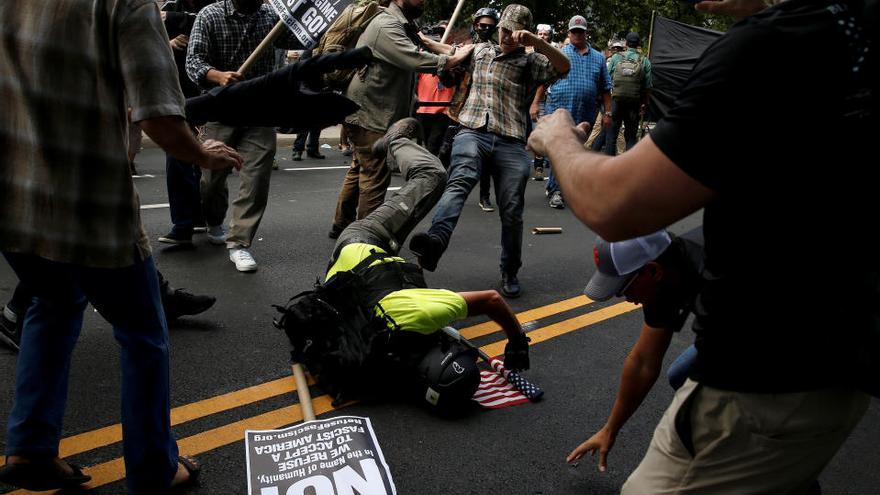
[238,20,288,75]
[440,0,467,44]
[292,363,316,421]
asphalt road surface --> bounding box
[1,142,878,494]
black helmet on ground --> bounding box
[417,342,480,415]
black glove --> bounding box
[503,334,530,371]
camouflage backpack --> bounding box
[312,2,385,91]
[612,53,645,101]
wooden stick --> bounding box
[292,363,316,421]
[440,0,467,44]
[238,20,288,76]
[531,227,563,235]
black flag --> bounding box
[648,16,723,121]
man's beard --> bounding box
[400,2,424,20]
[234,0,261,14]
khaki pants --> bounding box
[332,124,389,231]
[200,123,276,249]
[622,379,869,495]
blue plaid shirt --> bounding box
[545,44,611,125]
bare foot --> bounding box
[170,456,200,488]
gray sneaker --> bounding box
[549,191,565,209]
[371,117,424,158]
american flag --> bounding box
[472,358,544,409]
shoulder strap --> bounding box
[350,248,394,275]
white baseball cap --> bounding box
[584,230,672,301]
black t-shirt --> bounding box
[642,228,704,333]
[651,0,878,393]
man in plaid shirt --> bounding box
[0,0,241,491]
[186,0,300,272]
[410,4,570,298]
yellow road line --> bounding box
[9,301,637,494]
[39,295,593,461]
[460,295,591,340]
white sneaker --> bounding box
[207,225,227,245]
[229,248,258,272]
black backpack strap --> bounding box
[351,248,396,275]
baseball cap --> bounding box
[626,32,641,46]
[498,4,532,32]
[568,15,588,31]
[584,230,672,302]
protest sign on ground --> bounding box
[246,416,396,495]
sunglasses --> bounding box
[477,23,497,30]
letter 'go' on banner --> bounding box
[246,416,397,495]
[269,0,354,48]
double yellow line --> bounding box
[8,295,638,494]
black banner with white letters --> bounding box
[269,0,353,48]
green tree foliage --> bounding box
[420,0,734,48]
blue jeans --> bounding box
[166,153,203,237]
[428,129,530,275]
[2,252,178,494]
[668,344,698,391]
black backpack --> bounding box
[273,250,435,404]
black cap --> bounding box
[626,32,641,47]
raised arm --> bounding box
[566,324,673,471]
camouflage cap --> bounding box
[498,4,532,32]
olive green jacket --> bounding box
[345,2,447,133]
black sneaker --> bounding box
[479,197,495,212]
[158,230,193,245]
[409,232,444,272]
[371,117,424,158]
[163,289,216,322]
[306,151,326,160]
[0,308,21,352]
[500,273,521,299]
[292,150,303,161]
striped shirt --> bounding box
[0,0,185,268]
[186,0,296,87]
[545,44,612,126]
[457,43,561,141]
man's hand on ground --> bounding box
[567,426,617,472]
[503,335,530,371]
[198,139,243,170]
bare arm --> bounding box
[138,116,242,170]
[528,110,715,241]
[600,91,612,128]
[513,31,570,75]
[459,290,525,343]
[530,85,546,121]
[418,32,455,55]
[567,324,673,471]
